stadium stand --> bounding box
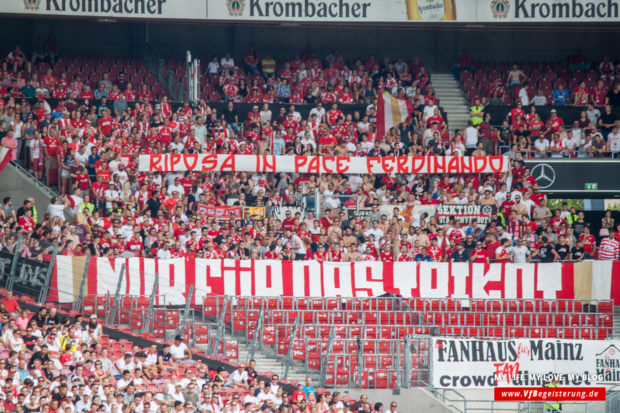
[1,18,620,413]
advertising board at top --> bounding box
[6,0,620,22]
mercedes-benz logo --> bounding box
[530,163,556,189]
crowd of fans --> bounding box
[0,291,399,413]
[0,46,618,264]
[455,49,620,158]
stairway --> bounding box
[431,73,471,135]
[195,326,320,385]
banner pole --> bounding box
[141,273,159,335]
[38,243,58,304]
[106,263,126,325]
[73,253,91,312]
[7,233,23,292]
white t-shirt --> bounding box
[226,369,248,387]
[207,61,220,74]
[495,190,508,206]
[534,138,549,153]
[423,104,437,121]
[464,126,478,148]
[531,95,547,106]
[518,88,530,106]
[609,132,620,152]
[309,107,326,121]
[170,342,187,359]
[260,110,272,124]
[48,203,65,219]
[510,245,530,263]
[220,57,235,69]
[563,136,578,151]
[167,183,185,195]
[348,175,363,192]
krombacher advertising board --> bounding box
[4,0,620,22]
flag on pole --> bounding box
[0,147,12,172]
[376,91,413,139]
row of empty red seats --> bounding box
[207,296,612,314]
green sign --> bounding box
[585,183,598,190]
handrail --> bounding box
[140,273,160,334]
[246,300,264,363]
[282,313,299,379]
[319,326,336,387]
[72,253,91,313]
[211,295,229,357]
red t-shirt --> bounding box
[471,248,489,263]
[44,136,60,157]
[427,246,442,261]
[579,234,596,254]
[0,297,18,313]
[97,117,114,136]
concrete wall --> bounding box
[0,163,55,218]
[1,18,620,71]
[336,388,457,412]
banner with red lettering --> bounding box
[50,257,620,305]
[197,205,242,220]
[138,155,510,174]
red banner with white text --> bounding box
[138,154,510,174]
[50,258,620,305]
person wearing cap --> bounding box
[170,335,190,363]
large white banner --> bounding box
[51,257,620,305]
[138,154,510,174]
[5,0,619,22]
[432,337,620,388]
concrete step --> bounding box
[432,74,458,80]
[437,92,465,96]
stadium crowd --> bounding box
[0,46,619,264]
[0,291,396,413]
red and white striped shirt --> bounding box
[598,238,619,260]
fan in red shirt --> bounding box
[508,102,525,122]
[470,242,490,263]
[43,136,60,159]
[18,210,35,232]
[97,109,114,137]
[291,384,306,403]
[545,110,564,134]
[548,210,568,230]
[591,80,607,106]
[379,244,394,261]
[578,227,597,256]
[573,81,589,105]
[126,235,144,257]
[500,194,516,217]
[326,104,344,126]
[427,238,443,261]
